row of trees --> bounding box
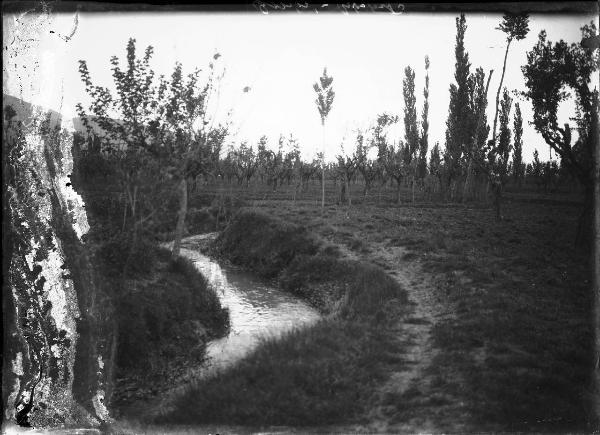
[76,12,598,254]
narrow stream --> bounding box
[175,233,320,378]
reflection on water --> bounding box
[178,234,320,377]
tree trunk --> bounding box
[576,184,594,251]
[172,177,188,258]
[493,183,502,220]
[593,127,600,424]
[121,193,128,232]
[345,176,351,206]
[321,121,325,210]
[395,178,401,204]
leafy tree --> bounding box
[373,113,398,189]
[462,67,493,201]
[470,86,512,220]
[403,66,419,162]
[512,102,524,186]
[256,135,270,183]
[530,149,543,188]
[541,159,560,193]
[233,141,257,186]
[313,68,335,209]
[297,158,319,192]
[418,56,431,182]
[77,39,229,258]
[355,130,379,199]
[336,144,358,206]
[491,13,530,145]
[444,14,474,196]
[161,54,229,257]
[403,66,419,202]
[76,38,174,271]
[429,141,443,190]
[384,140,407,204]
[521,22,598,248]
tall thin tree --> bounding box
[512,102,524,186]
[444,13,473,197]
[418,56,430,182]
[403,66,419,202]
[491,13,530,146]
[462,67,492,201]
[313,68,335,210]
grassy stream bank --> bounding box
[156,210,410,427]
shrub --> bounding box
[214,210,320,278]
[97,235,157,277]
[116,247,229,372]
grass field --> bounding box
[169,179,596,432]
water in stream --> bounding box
[176,234,320,377]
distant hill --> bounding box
[3,94,126,143]
[3,93,62,129]
[3,95,163,152]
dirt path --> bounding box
[369,243,447,433]
[327,235,456,433]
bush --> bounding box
[97,235,157,277]
[213,210,320,278]
[116,246,229,372]
[186,207,216,234]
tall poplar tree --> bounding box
[512,102,524,186]
[418,56,430,181]
[444,13,473,196]
[313,68,335,210]
[403,66,419,201]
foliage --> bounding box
[429,142,442,179]
[212,210,320,279]
[521,22,598,246]
[313,68,335,125]
[521,23,598,188]
[512,103,524,182]
[491,13,530,146]
[418,56,431,180]
[76,38,174,263]
[444,13,475,186]
[497,12,530,42]
[402,66,419,164]
[489,88,513,180]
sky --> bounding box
[3,8,598,163]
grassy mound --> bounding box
[157,315,406,426]
[156,210,408,425]
[116,247,229,371]
[212,209,407,316]
[212,210,320,279]
[111,244,230,409]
